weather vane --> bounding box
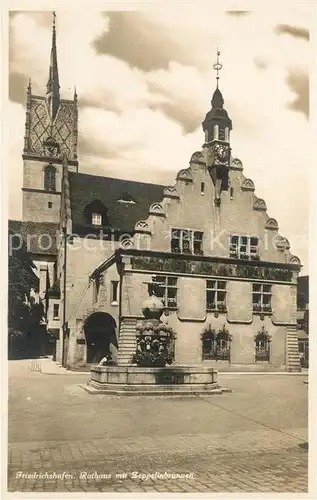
[213,48,223,88]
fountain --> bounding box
[85,290,230,396]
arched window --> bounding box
[201,325,231,361]
[44,165,56,192]
[202,328,217,360]
[216,326,231,361]
[254,327,271,362]
[225,127,230,142]
[213,124,219,140]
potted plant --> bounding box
[217,301,226,312]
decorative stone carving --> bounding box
[289,255,301,265]
[163,186,179,199]
[130,255,294,282]
[190,151,205,164]
[120,237,135,249]
[274,235,290,251]
[176,168,194,182]
[149,202,165,216]
[134,220,150,233]
[253,197,267,211]
[241,178,255,191]
[131,292,176,367]
[230,158,243,170]
[265,218,279,230]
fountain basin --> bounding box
[83,365,231,396]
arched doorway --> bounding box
[84,312,117,364]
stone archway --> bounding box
[84,312,117,364]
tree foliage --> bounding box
[8,230,39,330]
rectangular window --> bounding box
[111,281,119,303]
[92,213,102,225]
[152,275,178,309]
[229,235,259,260]
[201,182,205,195]
[53,304,59,319]
[252,283,272,312]
[48,201,53,208]
[206,280,227,311]
[171,228,203,255]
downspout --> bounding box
[62,225,67,366]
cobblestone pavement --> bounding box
[8,359,308,493]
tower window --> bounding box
[201,182,205,195]
[230,187,234,199]
[53,304,59,319]
[44,165,56,192]
[213,124,219,140]
[225,127,230,142]
[219,128,225,140]
[48,202,53,208]
[92,213,102,225]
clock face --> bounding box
[214,143,229,163]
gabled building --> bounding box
[10,15,303,371]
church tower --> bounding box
[22,12,78,222]
[202,50,232,206]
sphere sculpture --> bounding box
[131,293,176,367]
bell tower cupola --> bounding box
[202,50,232,206]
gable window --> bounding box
[229,235,259,260]
[252,283,272,313]
[111,281,119,304]
[44,165,56,192]
[152,275,178,309]
[53,304,59,319]
[92,213,102,226]
[206,280,226,311]
[171,229,203,255]
[84,200,108,226]
[202,326,231,361]
[254,327,271,361]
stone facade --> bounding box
[12,15,302,372]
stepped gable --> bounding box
[68,172,165,234]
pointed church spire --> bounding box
[46,11,60,120]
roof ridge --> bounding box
[68,171,166,188]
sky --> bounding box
[8,7,310,272]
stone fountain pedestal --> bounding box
[84,364,231,395]
[82,291,231,396]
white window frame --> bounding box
[171,228,203,255]
[229,234,259,259]
[152,275,178,309]
[92,213,102,226]
[252,283,272,312]
[206,280,227,311]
